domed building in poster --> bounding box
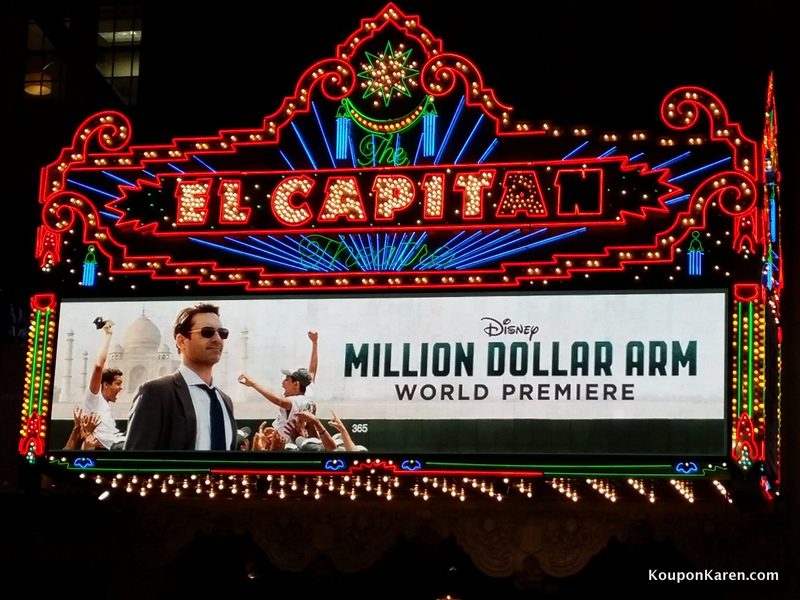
[55,311,178,409]
[106,311,178,401]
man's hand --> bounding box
[81,433,103,450]
[294,410,323,436]
[264,429,286,450]
[328,411,347,435]
[79,412,101,438]
[253,425,286,451]
[307,331,318,343]
[71,406,84,432]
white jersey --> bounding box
[83,388,126,449]
[272,385,316,443]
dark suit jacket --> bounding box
[124,371,237,450]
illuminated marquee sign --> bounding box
[36,5,759,294]
[25,4,782,495]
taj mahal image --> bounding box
[50,302,279,423]
[54,310,179,412]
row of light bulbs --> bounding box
[76,471,712,504]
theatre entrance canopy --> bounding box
[23,3,782,505]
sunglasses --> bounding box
[188,327,230,340]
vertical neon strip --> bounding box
[736,302,742,417]
[336,117,348,159]
[423,112,436,157]
[477,139,498,164]
[766,252,773,290]
[348,135,357,169]
[28,309,43,416]
[335,104,351,161]
[413,132,424,166]
[374,234,381,270]
[279,151,296,170]
[434,95,465,165]
[311,101,336,167]
[38,308,51,414]
[290,123,318,170]
[366,233,376,270]
[394,134,401,167]
[748,302,754,418]
[82,261,96,286]
[454,114,484,164]
[770,198,777,242]
[25,324,35,416]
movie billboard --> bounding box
[49,290,727,455]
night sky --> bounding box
[139,1,790,142]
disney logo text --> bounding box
[481,317,540,341]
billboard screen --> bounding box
[49,290,727,455]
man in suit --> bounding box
[124,303,238,450]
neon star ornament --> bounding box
[358,41,419,107]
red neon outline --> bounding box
[31,293,56,311]
[733,283,760,303]
[35,163,751,292]
[18,413,44,457]
[661,87,759,172]
[732,413,759,463]
[555,168,604,216]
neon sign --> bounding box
[26,4,781,499]
[35,3,760,294]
